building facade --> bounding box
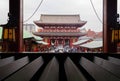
[33,14,87,48]
[23,24,36,32]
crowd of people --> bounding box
[32,44,103,53]
[37,45,78,53]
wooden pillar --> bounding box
[103,0,117,53]
[57,39,58,46]
[9,0,23,52]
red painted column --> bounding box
[48,38,51,47]
[62,40,63,46]
[63,39,65,46]
[69,39,72,48]
[76,38,78,42]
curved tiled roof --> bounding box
[34,14,87,27]
[73,39,91,45]
[23,30,43,40]
[79,40,103,49]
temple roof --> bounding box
[79,40,103,49]
[23,30,43,40]
[34,14,87,27]
[32,32,87,37]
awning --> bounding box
[79,40,103,49]
[0,27,3,40]
[73,39,90,45]
[36,41,48,45]
[32,35,43,40]
[78,36,93,40]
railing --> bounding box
[39,29,81,33]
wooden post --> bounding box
[9,0,23,52]
[103,0,117,53]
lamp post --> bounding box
[0,13,17,52]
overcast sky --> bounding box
[0,0,120,32]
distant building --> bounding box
[23,24,36,32]
[87,29,96,38]
[86,29,103,38]
[96,31,103,38]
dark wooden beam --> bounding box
[103,0,117,53]
[80,57,120,81]
[9,0,23,52]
